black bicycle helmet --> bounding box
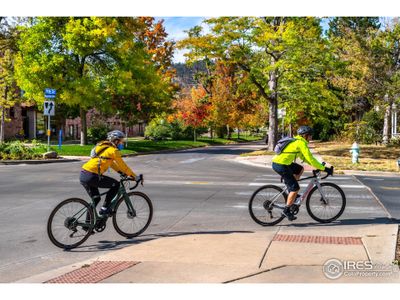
[107,130,126,142]
[297,126,314,136]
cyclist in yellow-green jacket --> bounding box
[272,126,334,221]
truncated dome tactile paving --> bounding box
[45,261,139,283]
[272,234,363,245]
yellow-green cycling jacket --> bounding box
[272,135,325,171]
[82,141,136,177]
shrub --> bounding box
[88,124,110,144]
[0,141,43,160]
[144,118,171,140]
[341,121,381,144]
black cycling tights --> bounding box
[79,170,120,207]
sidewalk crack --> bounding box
[258,226,281,269]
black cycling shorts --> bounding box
[272,162,304,192]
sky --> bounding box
[156,17,205,63]
[3,0,400,64]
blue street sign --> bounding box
[44,88,56,98]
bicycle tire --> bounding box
[249,185,287,226]
[47,198,94,249]
[113,191,153,238]
[306,182,346,223]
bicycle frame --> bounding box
[269,171,329,210]
[71,177,138,229]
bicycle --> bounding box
[47,174,153,249]
[248,169,346,226]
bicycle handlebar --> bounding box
[298,168,333,182]
[119,173,144,190]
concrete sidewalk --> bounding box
[17,224,399,283]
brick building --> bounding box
[65,109,146,140]
[2,103,36,139]
[3,105,145,141]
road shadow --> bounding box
[279,217,400,228]
[66,230,254,253]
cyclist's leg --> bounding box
[272,163,299,220]
[96,175,120,208]
[286,163,303,205]
[292,163,304,181]
[272,162,300,205]
[80,170,101,206]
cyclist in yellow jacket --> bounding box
[272,126,333,221]
[80,130,137,216]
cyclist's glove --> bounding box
[324,166,334,176]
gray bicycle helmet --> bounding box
[297,126,314,136]
[107,130,126,142]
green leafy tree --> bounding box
[15,17,172,145]
[179,17,338,149]
[0,18,21,142]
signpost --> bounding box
[44,88,56,151]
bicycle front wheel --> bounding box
[249,185,287,226]
[306,182,346,223]
[113,191,153,238]
[47,198,94,249]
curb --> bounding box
[0,140,263,165]
[0,158,80,165]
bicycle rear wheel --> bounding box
[249,185,287,226]
[113,191,153,238]
[47,198,94,249]
[306,182,346,223]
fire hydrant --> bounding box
[349,142,360,164]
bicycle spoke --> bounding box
[113,192,153,238]
[306,183,346,223]
[249,185,286,226]
[47,198,93,249]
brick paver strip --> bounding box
[45,261,139,283]
[273,234,362,245]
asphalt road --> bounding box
[0,142,394,282]
[355,176,400,220]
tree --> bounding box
[172,86,210,141]
[0,17,21,142]
[15,17,172,145]
[179,17,334,149]
[370,20,400,143]
[108,17,177,124]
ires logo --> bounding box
[323,259,398,280]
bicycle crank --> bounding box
[95,218,107,232]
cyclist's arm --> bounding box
[298,142,325,171]
[110,151,136,177]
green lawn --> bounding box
[50,135,263,157]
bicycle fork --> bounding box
[123,193,137,219]
[315,181,329,205]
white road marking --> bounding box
[248,182,367,189]
[179,158,206,164]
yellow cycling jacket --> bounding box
[82,142,136,177]
[272,135,325,170]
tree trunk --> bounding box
[227,124,231,139]
[383,102,392,144]
[0,106,4,143]
[267,65,279,151]
[80,107,88,146]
